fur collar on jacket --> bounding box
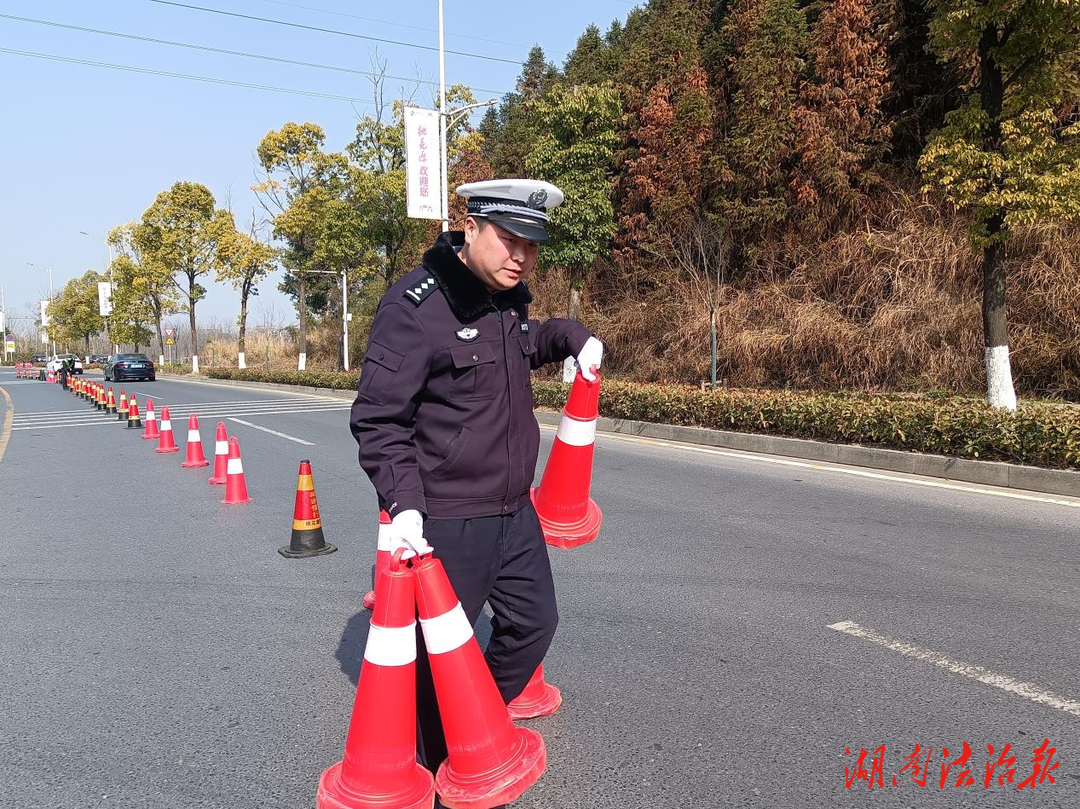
[422,231,532,321]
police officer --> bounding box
[350,179,603,785]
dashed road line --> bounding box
[228,417,315,445]
[828,620,1080,718]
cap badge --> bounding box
[456,327,479,342]
[526,189,548,210]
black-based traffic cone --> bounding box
[279,460,336,558]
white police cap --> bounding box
[455,179,565,243]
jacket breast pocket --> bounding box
[358,341,404,403]
[448,342,498,400]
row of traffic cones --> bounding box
[318,554,545,809]
[64,377,253,505]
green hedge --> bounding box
[206,368,1080,469]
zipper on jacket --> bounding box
[496,305,514,512]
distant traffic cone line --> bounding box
[507,665,562,721]
[362,510,393,610]
[142,399,159,440]
[279,460,336,557]
[156,407,180,453]
[316,557,434,809]
[221,436,252,504]
[530,370,603,549]
[414,556,546,808]
[208,422,229,484]
[181,414,209,468]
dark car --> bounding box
[103,353,156,382]
[31,354,48,364]
[88,354,108,365]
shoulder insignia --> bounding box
[403,275,439,306]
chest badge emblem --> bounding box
[456,327,479,342]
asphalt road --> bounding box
[1,369,1078,808]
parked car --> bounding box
[103,353,156,382]
[88,354,109,365]
[31,354,48,364]
[46,354,84,374]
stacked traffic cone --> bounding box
[279,460,336,558]
[117,390,128,421]
[507,665,562,721]
[181,414,209,468]
[46,369,55,384]
[127,398,142,429]
[362,511,393,610]
[142,398,160,440]
[317,556,435,809]
[156,407,179,453]
[221,437,252,504]
[414,556,546,808]
[208,422,229,484]
[530,370,603,549]
[106,388,116,415]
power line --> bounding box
[0,13,512,97]
[251,0,564,56]
[150,0,523,66]
[0,47,376,104]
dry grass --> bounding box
[530,181,1080,399]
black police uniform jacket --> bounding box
[350,232,592,520]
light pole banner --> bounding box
[40,300,50,328]
[404,106,443,220]
[98,281,114,316]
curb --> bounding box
[179,374,1080,500]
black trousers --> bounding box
[415,501,558,773]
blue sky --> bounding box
[0,0,637,334]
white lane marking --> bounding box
[13,400,347,424]
[12,404,348,431]
[228,417,315,445]
[828,620,1080,718]
[551,426,1080,509]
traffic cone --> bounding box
[362,511,393,610]
[507,665,562,721]
[414,556,546,808]
[155,407,179,453]
[117,390,128,421]
[221,436,252,504]
[97,385,106,410]
[142,398,160,440]
[106,388,116,415]
[530,371,603,549]
[46,369,55,384]
[127,398,142,429]
[316,556,435,809]
[181,414,209,468]
[208,422,229,484]
[279,460,336,558]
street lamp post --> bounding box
[27,262,56,358]
[79,230,119,354]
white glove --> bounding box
[574,336,603,382]
[390,509,433,559]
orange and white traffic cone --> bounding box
[142,398,160,440]
[530,371,603,549]
[507,664,562,721]
[126,398,142,429]
[117,390,128,421]
[279,460,336,557]
[362,511,393,610]
[221,436,252,504]
[414,556,546,808]
[155,407,179,453]
[208,422,229,484]
[106,388,116,415]
[181,414,209,468]
[317,555,435,809]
